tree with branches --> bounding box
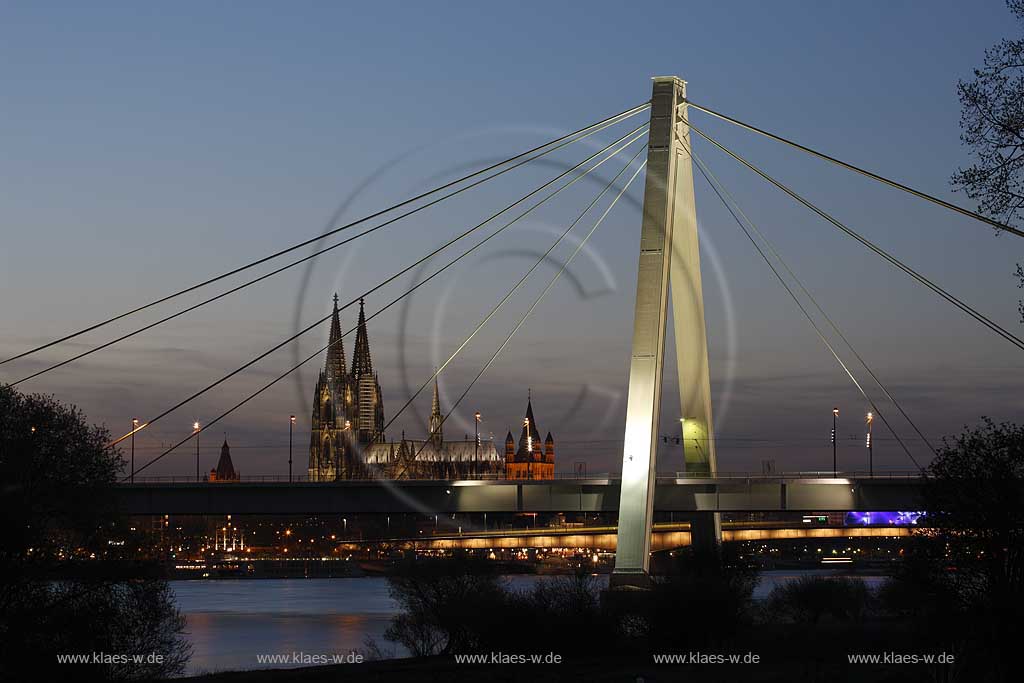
[0,384,190,680]
[953,0,1024,320]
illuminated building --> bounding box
[308,296,386,480]
[504,395,555,479]
[208,439,239,482]
[308,295,502,480]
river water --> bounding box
[172,571,886,675]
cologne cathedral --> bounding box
[308,295,551,480]
[307,296,385,480]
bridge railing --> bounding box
[123,469,923,484]
[668,470,923,480]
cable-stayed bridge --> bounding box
[5,76,1020,587]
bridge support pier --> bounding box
[689,511,722,557]
[611,76,719,589]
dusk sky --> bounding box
[2,0,1022,477]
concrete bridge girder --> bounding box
[114,478,925,516]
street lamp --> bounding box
[193,421,201,482]
[337,420,351,482]
[831,408,839,478]
[289,415,296,483]
[474,411,481,476]
[865,411,874,477]
[131,418,139,483]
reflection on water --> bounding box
[173,571,887,674]
[173,578,401,675]
[183,612,395,675]
[173,577,400,616]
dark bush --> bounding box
[498,572,616,654]
[637,547,758,648]
[384,561,617,657]
[766,575,871,624]
[383,555,509,656]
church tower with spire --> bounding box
[309,295,346,481]
[308,295,385,481]
[505,391,555,479]
[349,299,385,444]
[429,377,443,448]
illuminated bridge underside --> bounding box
[117,477,922,516]
[409,526,913,552]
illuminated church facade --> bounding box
[306,296,385,480]
[308,296,555,480]
[504,395,556,480]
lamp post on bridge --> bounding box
[340,420,351,481]
[193,421,201,482]
[474,411,481,477]
[865,411,874,477]
[131,417,139,484]
[832,408,839,477]
[289,415,296,483]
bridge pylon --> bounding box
[611,76,719,588]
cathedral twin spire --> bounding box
[325,294,374,382]
[311,295,385,480]
[325,293,347,382]
[351,298,373,380]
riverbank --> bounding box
[177,619,931,683]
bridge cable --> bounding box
[688,143,935,457]
[682,139,926,470]
[125,127,649,477]
[118,123,647,453]
[366,143,648,464]
[686,120,1024,354]
[399,159,648,476]
[681,99,1024,240]
[11,113,648,387]
[2,102,651,368]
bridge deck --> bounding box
[116,476,924,515]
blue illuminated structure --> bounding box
[844,511,924,526]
